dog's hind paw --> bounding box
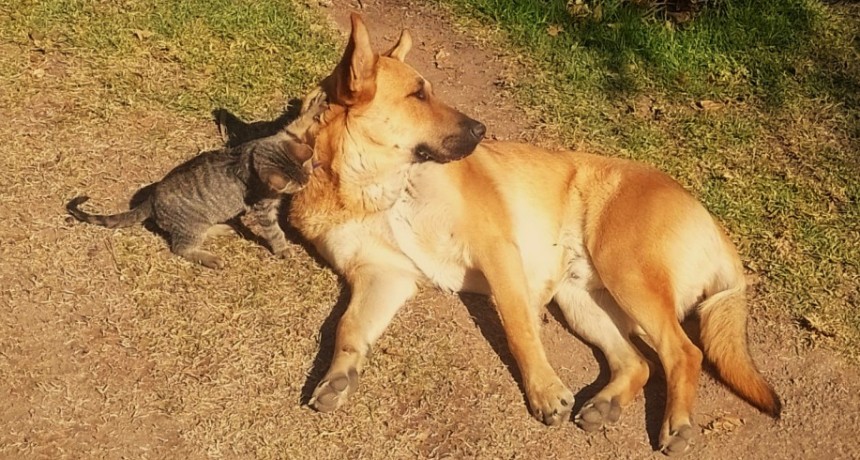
[574,397,622,432]
[310,368,359,413]
[660,424,695,457]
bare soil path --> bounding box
[1,1,858,459]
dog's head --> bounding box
[322,14,485,165]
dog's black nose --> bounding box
[470,121,486,140]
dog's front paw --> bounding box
[527,378,574,426]
[310,368,359,413]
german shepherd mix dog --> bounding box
[291,14,780,456]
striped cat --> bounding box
[67,95,327,268]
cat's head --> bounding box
[251,132,314,194]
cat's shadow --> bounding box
[213,98,303,148]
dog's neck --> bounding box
[306,103,413,214]
[340,156,411,213]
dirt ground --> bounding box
[1,0,859,459]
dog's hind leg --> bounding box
[554,283,650,431]
[310,265,419,413]
[604,272,702,457]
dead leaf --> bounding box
[627,95,660,120]
[434,48,450,69]
[592,4,604,21]
[131,29,154,41]
[668,11,693,24]
[799,314,836,338]
[547,24,563,37]
[28,31,48,51]
[696,100,724,111]
[717,168,735,180]
[567,0,590,18]
[703,415,744,435]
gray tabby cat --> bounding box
[67,95,327,269]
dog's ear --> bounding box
[332,13,378,106]
[383,29,412,62]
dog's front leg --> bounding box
[478,243,574,426]
[310,266,418,413]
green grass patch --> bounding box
[0,0,339,117]
[443,0,860,356]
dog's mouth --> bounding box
[413,144,439,163]
[413,139,478,164]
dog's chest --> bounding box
[385,190,471,292]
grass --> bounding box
[441,0,860,357]
[0,0,339,117]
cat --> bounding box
[67,96,327,269]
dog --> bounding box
[288,14,780,456]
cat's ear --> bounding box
[261,169,305,194]
[252,136,312,194]
[286,141,314,163]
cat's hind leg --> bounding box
[170,227,224,269]
[206,223,236,237]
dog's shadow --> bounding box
[546,303,669,449]
[209,102,354,404]
[458,293,529,409]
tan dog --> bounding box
[291,14,780,456]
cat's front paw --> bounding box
[197,253,225,269]
[273,248,293,259]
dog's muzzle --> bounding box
[414,118,486,164]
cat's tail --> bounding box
[66,195,152,228]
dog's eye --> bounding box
[410,87,426,101]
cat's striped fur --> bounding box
[67,97,326,268]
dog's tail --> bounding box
[66,195,152,228]
[698,286,782,418]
